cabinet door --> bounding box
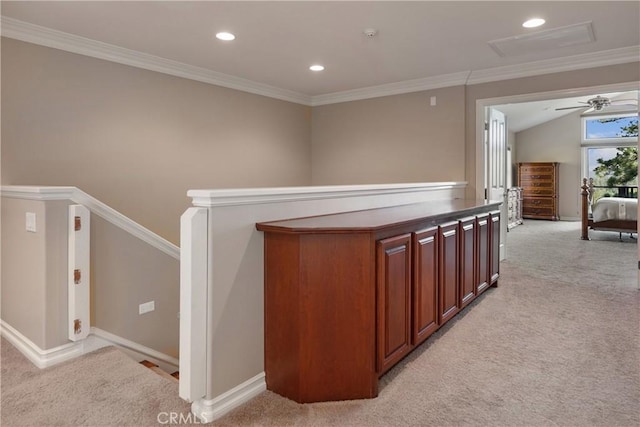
[439,222,459,324]
[490,211,501,284]
[476,214,490,294]
[376,234,412,374]
[459,217,476,308]
[413,227,439,346]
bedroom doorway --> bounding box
[475,81,639,286]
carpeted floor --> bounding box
[0,342,192,426]
[1,219,639,426]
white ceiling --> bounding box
[2,1,639,101]
[0,1,640,131]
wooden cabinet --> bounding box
[476,213,490,295]
[459,217,476,308]
[439,222,460,323]
[413,227,439,347]
[257,200,501,403]
[376,234,412,374]
[518,162,559,220]
[262,232,377,403]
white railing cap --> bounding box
[187,182,467,207]
[1,185,179,259]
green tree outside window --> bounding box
[593,118,638,195]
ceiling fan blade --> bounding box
[611,98,638,104]
[555,106,587,111]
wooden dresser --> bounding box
[518,162,559,220]
[256,200,501,403]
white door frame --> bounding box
[474,81,639,264]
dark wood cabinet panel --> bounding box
[459,217,476,308]
[439,222,459,324]
[413,227,439,346]
[264,233,377,403]
[476,214,490,295]
[377,234,412,374]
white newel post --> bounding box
[68,205,90,341]
[179,207,209,402]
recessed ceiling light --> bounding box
[523,18,546,28]
[309,65,325,71]
[216,32,236,41]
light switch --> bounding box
[26,212,37,233]
[430,96,437,106]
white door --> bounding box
[486,108,508,260]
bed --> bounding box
[580,178,638,240]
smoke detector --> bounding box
[363,28,378,38]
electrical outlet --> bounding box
[139,301,155,315]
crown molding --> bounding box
[310,71,471,106]
[2,17,638,107]
[467,45,640,85]
[0,16,312,106]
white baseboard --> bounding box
[0,320,99,368]
[90,327,179,373]
[0,320,178,373]
[191,372,266,423]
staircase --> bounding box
[140,360,179,382]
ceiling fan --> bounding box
[555,95,638,111]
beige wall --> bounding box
[1,38,312,245]
[311,86,466,185]
[465,62,640,199]
[1,198,70,350]
[516,111,583,219]
[4,38,637,235]
[1,196,179,356]
[91,215,180,358]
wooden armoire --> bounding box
[518,162,559,221]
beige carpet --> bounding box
[0,343,192,426]
[1,220,639,426]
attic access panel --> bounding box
[488,21,595,57]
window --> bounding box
[581,113,638,199]
[582,113,638,145]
